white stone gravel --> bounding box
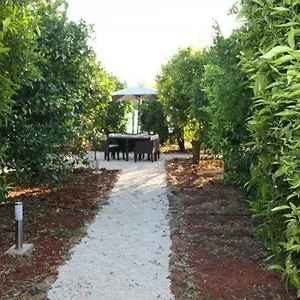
[47,152,184,300]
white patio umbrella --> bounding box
[111,86,158,133]
[111,86,158,101]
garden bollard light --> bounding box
[5,201,33,255]
[15,201,23,250]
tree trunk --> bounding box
[191,124,204,164]
[191,140,201,164]
[174,127,185,151]
[177,138,185,152]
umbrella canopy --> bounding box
[112,86,158,101]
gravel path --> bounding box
[47,153,176,300]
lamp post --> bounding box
[15,201,23,249]
[5,201,34,255]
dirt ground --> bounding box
[0,167,119,300]
[166,158,295,299]
[0,156,296,299]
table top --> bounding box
[109,133,150,140]
[109,133,159,140]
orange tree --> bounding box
[239,0,300,294]
[139,100,169,143]
[4,1,122,180]
[202,25,253,186]
[156,47,207,163]
[0,0,41,197]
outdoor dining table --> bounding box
[108,133,151,161]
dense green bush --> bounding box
[1,0,126,185]
[100,99,132,136]
[202,26,253,186]
[0,0,41,195]
[139,100,169,143]
[3,1,109,178]
[156,47,207,162]
[154,2,300,293]
[239,0,300,294]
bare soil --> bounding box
[166,158,295,299]
[0,167,119,300]
[0,157,296,299]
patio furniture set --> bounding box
[94,133,160,162]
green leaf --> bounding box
[287,83,300,91]
[276,22,300,28]
[291,50,300,59]
[290,202,297,212]
[36,25,41,36]
[287,89,300,98]
[265,82,281,90]
[276,110,300,117]
[292,0,300,6]
[287,193,299,201]
[285,244,300,251]
[269,264,285,272]
[273,54,294,65]
[253,74,268,96]
[290,272,300,287]
[271,205,291,212]
[0,47,10,54]
[272,7,291,12]
[288,27,295,49]
[252,0,264,6]
[269,64,281,75]
[273,165,289,180]
[261,46,292,59]
[3,17,11,28]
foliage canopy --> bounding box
[156,47,207,162]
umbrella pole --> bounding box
[137,99,140,133]
[132,106,134,134]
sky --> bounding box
[67,0,239,87]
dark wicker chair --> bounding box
[97,139,120,161]
[134,139,158,162]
